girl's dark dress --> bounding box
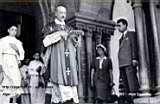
[93,56,112,101]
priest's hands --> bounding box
[59,31,68,40]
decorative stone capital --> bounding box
[86,25,96,33]
[85,30,93,38]
[67,13,115,36]
[131,0,143,9]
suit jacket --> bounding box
[118,31,138,68]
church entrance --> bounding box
[0,3,42,58]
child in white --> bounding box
[28,52,45,104]
[0,25,25,103]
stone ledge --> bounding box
[134,95,160,104]
[78,95,160,104]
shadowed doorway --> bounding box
[0,10,36,58]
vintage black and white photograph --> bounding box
[0,0,160,104]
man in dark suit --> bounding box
[117,18,140,104]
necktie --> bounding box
[119,33,124,44]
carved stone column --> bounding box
[84,29,93,102]
[77,28,86,103]
[132,0,150,96]
[149,1,160,93]
[16,15,22,37]
[38,0,49,26]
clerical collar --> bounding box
[55,18,65,25]
[96,56,107,60]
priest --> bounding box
[42,5,83,104]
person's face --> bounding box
[97,47,104,56]
[117,22,127,33]
[8,26,17,37]
[55,6,66,22]
[24,59,30,65]
[33,53,40,60]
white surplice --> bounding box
[0,36,24,97]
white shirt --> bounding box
[28,60,44,75]
[121,29,128,38]
[0,36,24,61]
[96,56,107,69]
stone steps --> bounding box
[79,103,149,104]
[79,103,156,104]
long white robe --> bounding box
[28,60,45,104]
[0,36,24,96]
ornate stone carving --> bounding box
[131,0,143,8]
[68,21,114,35]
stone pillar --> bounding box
[16,15,22,37]
[17,24,21,37]
[84,29,93,102]
[149,1,160,92]
[75,26,86,103]
[132,0,150,96]
[39,0,46,26]
[38,0,50,26]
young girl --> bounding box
[91,44,113,104]
[28,52,45,104]
[0,25,25,103]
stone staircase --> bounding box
[134,95,160,104]
[79,95,160,104]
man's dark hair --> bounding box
[117,18,128,27]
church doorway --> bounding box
[0,10,36,58]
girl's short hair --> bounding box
[96,44,106,52]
